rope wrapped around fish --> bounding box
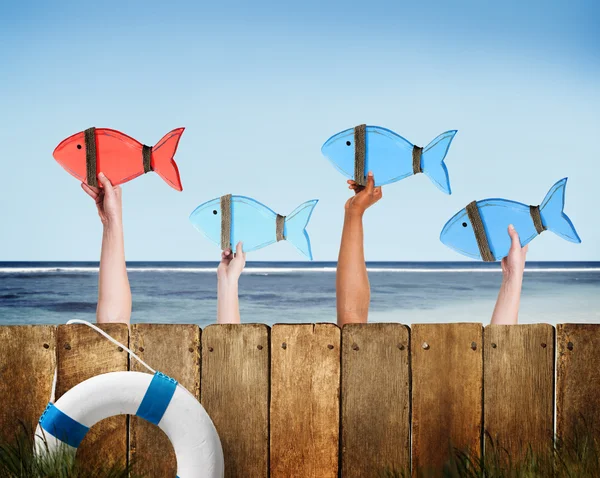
[53,127,184,191]
[190,195,318,260]
[440,178,581,261]
[321,124,457,194]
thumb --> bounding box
[508,224,521,250]
[98,172,114,195]
[235,241,244,257]
[365,171,375,194]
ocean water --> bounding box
[0,262,599,327]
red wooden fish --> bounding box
[53,127,185,191]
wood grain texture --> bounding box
[484,324,554,457]
[0,325,56,442]
[270,324,340,478]
[341,323,411,478]
[202,324,270,478]
[56,323,128,471]
[557,324,600,443]
[411,323,483,475]
[129,324,201,477]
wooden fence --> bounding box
[0,323,599,477]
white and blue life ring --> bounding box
[35,370,224,477]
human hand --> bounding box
[81,173,123,227]
[345,171,383,216]
[501,224,528,282]
[217,242,246,284]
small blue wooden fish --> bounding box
[190,195,318,259]
[440,178,581,261]
[321,125,457,194]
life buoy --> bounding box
[35,371,224,477]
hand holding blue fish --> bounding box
[321,125,457,194]
[346,171,383,216]
[190,195,318,260]
[440,178,581,261]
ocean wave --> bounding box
[0,267,599,274]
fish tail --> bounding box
[539,178,581,243]
[152,128,185,191]
[284,200,318,260]
[420,130,457,195]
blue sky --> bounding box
[0,0,598,261]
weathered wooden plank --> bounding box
[129,324,201,477]
[56,323,128,471]
[270,323,340,478]
[411,323,483,475]
[557,324,600,443]
[202,324,270,478]
[341,323,410,478]
[484,324,554,457]
[0,325,56,442]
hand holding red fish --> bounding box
[81,173,122,226]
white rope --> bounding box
[65,319,155,374]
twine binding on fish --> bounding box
[466,201,495,262]
[84,127,98,187]
[220,194,232,250]
[412,145,423,175]
[142,145,153,173]
[530,205,546,235]
[354,124,367,187]
[276,214,286,242]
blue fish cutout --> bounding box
[190,195,318,259]
[321,125,457,194]
[440,178,581,261]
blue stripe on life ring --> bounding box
[39,402,89,448]
[136,371,178,425]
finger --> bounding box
[374,186,382,197]
[365,171,375,194]
[523,244,529,254]
[81,183,99,200]
[347,180,356,185]
[97,172,114,195]
[508,224,521,251]
[235,241,243,257]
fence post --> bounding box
[270,323,340,478]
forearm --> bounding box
[490,275,523,325]
[336,210,370,326]
[217,279,241,324]
[97,222,131,324]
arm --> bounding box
[491,224,528,325]
[217,241,246,324]
[81,172,131,325]
[336,172,383,327]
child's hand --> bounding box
[81,173,122,227]
[345,171,383,216]
[501,224,528,282]
[217,242,246,283]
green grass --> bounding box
[379,425,600,478]
[0,423,139,478]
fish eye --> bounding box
[213,210,218,215]
[346,141,351,146]
[77,144,82,149]
[462,222,467,228]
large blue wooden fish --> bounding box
[321,125,457,194]
[190,195,318,259]
[440,178,581,261]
